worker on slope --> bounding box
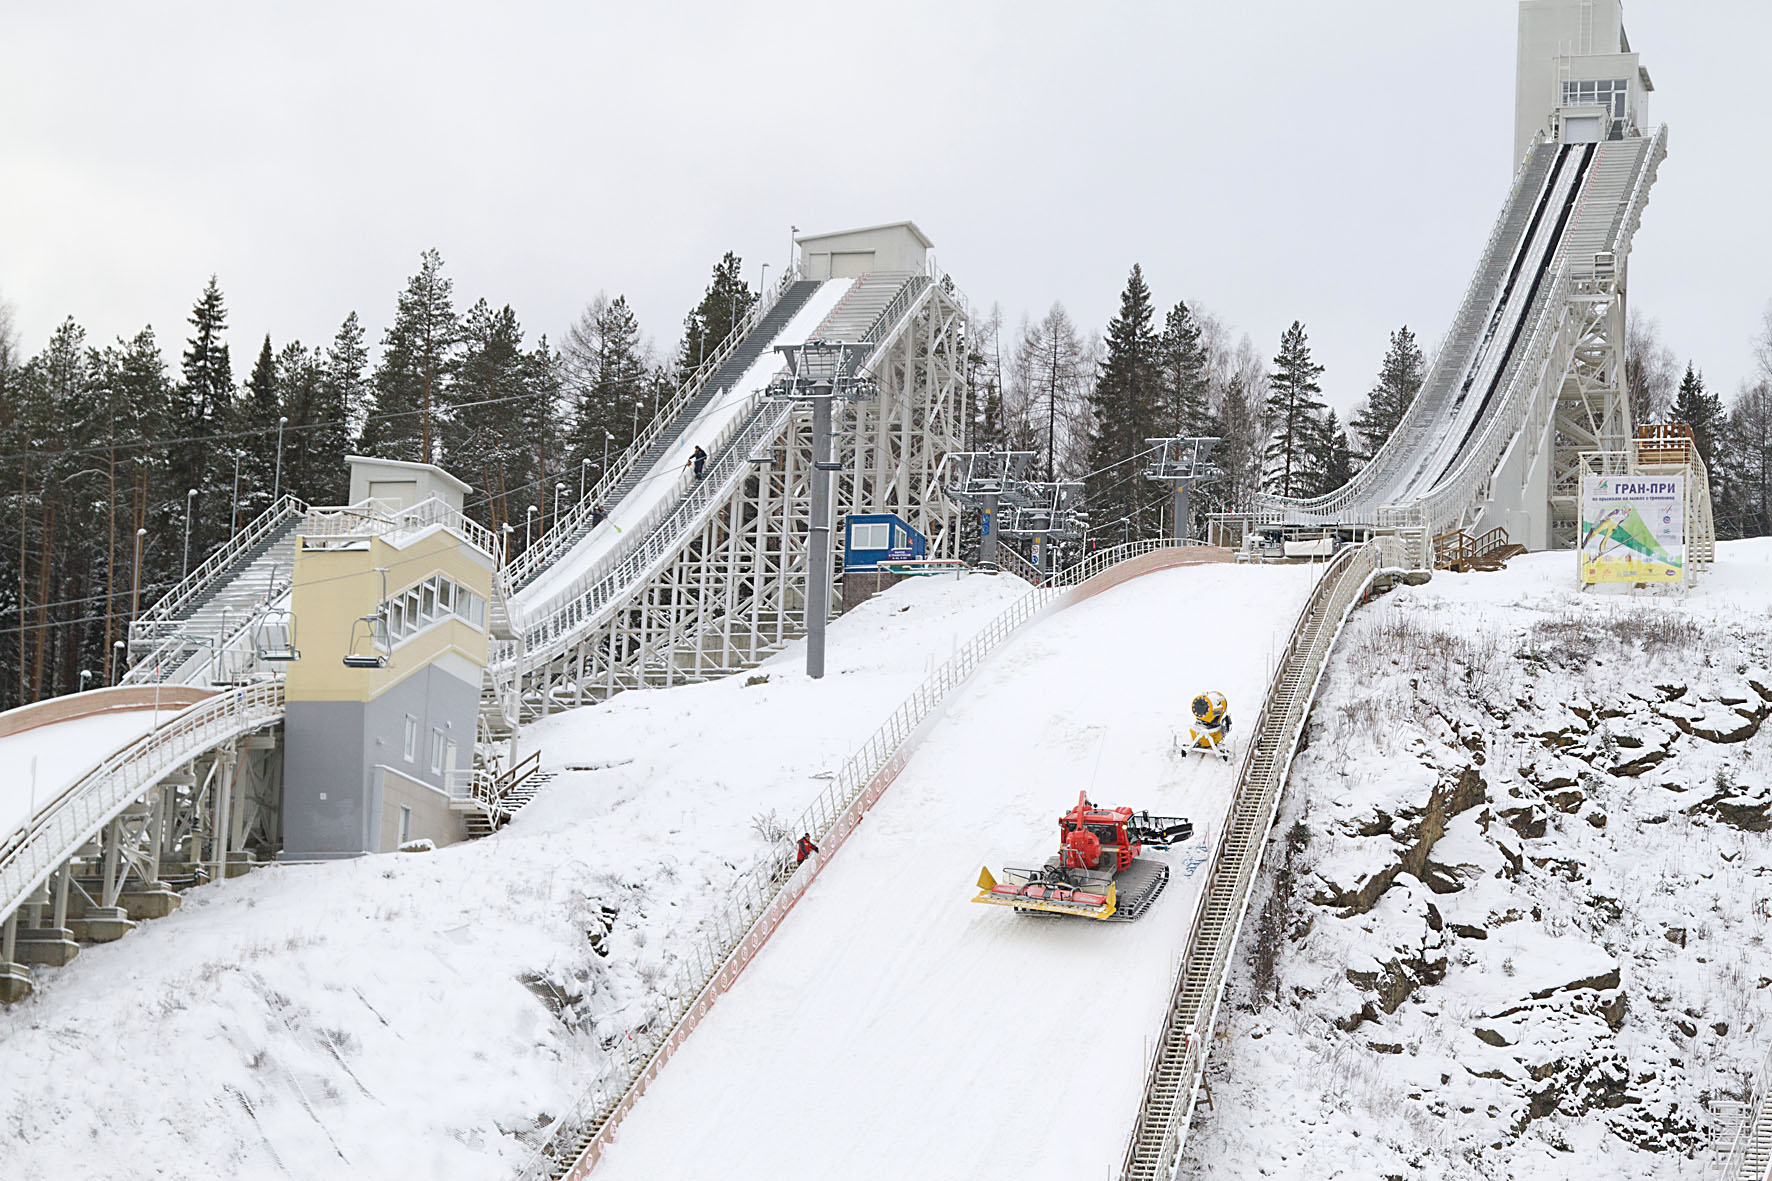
[796,833,819,865]
[688,445,708,480]
[590,503,606,527]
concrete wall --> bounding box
[374,764,462,851]
[1515,0,1642,161]
[797,222,931,281]
[280,659,478,859]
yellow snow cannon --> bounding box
[1187,691,1232,761]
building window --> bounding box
[398,805,413,844]
[851,521,891,550]
[1560,78,1631,139]
[430,728,446,774]
[403,715,418,762]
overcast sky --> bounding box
[3,1,1767,418]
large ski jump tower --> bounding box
[1252,0,1668,555]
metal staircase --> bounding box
[1713,1046,1772,1180]
[506,279,822,593]
[1118,536,1413,1181]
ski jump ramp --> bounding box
[1253,129,1669,554]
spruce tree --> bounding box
[1668,364,1723,468]
[325,312,371,447]
[1085,265,1164,539]
[277,343,336,504]
[359,249,458,463]
[1213,376,1265,510]
[1263,321,1328,499]
[676,252,755,382]
[233,334,283,520]
[172,277,233,562]
[1318,410,1354,495]
[1351,326,1423,459]
[565,295,650,485]
[1158,301,1211,440]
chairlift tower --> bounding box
[1143,437,1220,543]
[937,450,1036,570]
[998,481,1089,578]
[765,338,878,680]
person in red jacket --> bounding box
[796,833,819,864]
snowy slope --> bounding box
[512,277,856,614]
[0,709,176,839]
[1184,539,1772,1179]
[593,562,1320,1181]
[0,569,1022,1179]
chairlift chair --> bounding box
[254,608,300,662]
[343,611,389,669]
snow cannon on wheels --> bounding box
[1186,691,1232,761]
[973,792,1194,922]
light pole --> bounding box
[603,431,613,481]
[500,522,513,565]
[230,456,242,538]
[182,489,197,578]
[80,669,92,692]
[112,639,126,685]
[132,527,147,622]
[789,225,799,274]
[553,483,566,527]
[273,415,289,504]
[526,504,538,551]
[580,457,592,501]
[760,262,770,295]
[632,401,644,444]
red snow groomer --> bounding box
[973,792,1194,922]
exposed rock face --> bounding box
[1181,592,1772,1181]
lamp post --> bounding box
[760,262,770,295]
[80,669,92,693]
[273,415,289,504]
[112,640,125,685]
[603,431,613,481]
[526,504,538,551]
[230,456,242,538]
[500,522,513,565]
[132,527,147,622]
[554,483,566,527]
[632,401,644,444]
[580,457,592,501]
[182,488,197,578]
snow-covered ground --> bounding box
[0,569,1022,1178]
[0,708,175,840]
[512,277,855,614]
[1185,540,1772,1179]
[593,561,1319,1180]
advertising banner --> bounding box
[1579,475,1685,584]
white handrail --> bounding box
[131,494,309,635]
[0,682,286,920]
[507,268,803,589]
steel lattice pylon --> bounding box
[515,277,968,717]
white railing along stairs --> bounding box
[1712,1043,1772,1180]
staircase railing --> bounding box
[129,494,308,643]
[507,268,802,590]
[516,538,1199,1180]
[0,682,285,923]
[1117,535,1413,1181]
[1712,1043,1772,1179]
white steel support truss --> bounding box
[517,281,966,719]
[1548,280,1630,549]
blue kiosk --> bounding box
[840,513,941,610]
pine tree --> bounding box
[564,295,650,489]
[276,343,337,504]
[1158,301,1211,440]
[1351,326,1423,459]
[447,300,532,529]
[359,249,458,463]
[1086,265,1164,540]
[1263,321,1328,499]
[676,252,755,382]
